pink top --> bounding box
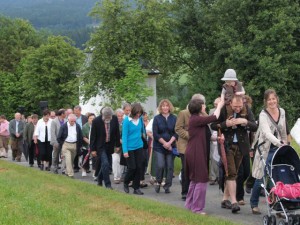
[0,120,10,137]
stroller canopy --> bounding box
[266,145,300,181]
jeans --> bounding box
[250,178,263,208]
[98,148,111,187]
[155,151,174,188]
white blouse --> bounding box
[34,118,52,142]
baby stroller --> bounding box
[257,143,300,225]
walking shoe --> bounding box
[82,171,87,177]
[238,200,245,205]
[114,179,121,184]
[155,184,160,193]
[133,189,144,195]
[245,186,251,194]
[251,207,261,215]
[124,184,129,193]
[140,182,148,188]
[221,200,232,209]
[231,203,240,213]
[53,168,58,174]
[181,194,187,201]
[164,188,171,194]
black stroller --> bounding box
[257,143,300,225]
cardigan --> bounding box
[252,108,288,179]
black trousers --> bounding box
[124,148,144,190]
[236,154,250,201]
[38,140,53,166]
[180,153,190,196]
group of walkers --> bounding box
[0,68,296,217]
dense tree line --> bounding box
[82,0,300,123]
[0,16,84,118]
[0,0,99,49]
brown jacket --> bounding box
[175,109,190,154]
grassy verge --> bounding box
[0,160,235,225]
[292,139,300,154]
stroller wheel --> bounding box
[270,215,276,225]
[263,215,270,225]
[278,219,288,225]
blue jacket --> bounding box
[57,122,83,154]
[153,114,178,154]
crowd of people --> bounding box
[0,68,297,217]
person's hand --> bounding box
[54,143,59,149]
[217,100,224,108]
[163,142,171,150]
[124,153,129,158]
[91,151,97,157]
[232,118,247,126]
[249,150,254,158]
[33,138,38,144]
[16,133,20,138]
[115,147,120,153]
[226,118,234,127]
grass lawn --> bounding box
[0,160,235,225]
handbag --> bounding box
[35,144,39,156]
[291,118,300,146]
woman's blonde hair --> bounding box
[157,99,174,114]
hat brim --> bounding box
[221,77,238,81]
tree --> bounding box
[19,36,84,113]
[0,72,23,119]
[0,16,42,72]
[112,60,153,108]
[173,0,300,122]
[81,0,176,106]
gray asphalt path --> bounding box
[2,150,266,225]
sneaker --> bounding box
[231,203,240,213]
[221,200,232,209]
[114,179,121,184]
[82,171,87,177]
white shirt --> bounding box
[65,122,77,142]
[34,119,52,142]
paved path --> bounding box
[2,151,266,225]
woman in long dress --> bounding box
[185,98,223,214]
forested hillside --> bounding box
[0,0,99,48]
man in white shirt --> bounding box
[57,114,83,178]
